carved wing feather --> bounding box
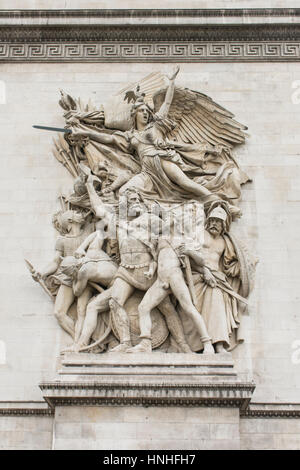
[153,86,247,148]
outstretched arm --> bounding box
[178,245,216,288]
[178,245,205,266]
[158,65,180,119]
[72,129,118,146]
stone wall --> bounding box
[54,406,241,450]
[241,418,300,450]
[1,2,300,448]
[1,61,300,404]
[0,415,53,450]
[2,412,300,450]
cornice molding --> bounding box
[0,402,54,417]
[0,408,54,416]
[241,409,300,419]
[1,401,300,419]
[39,380,255,410]
[241,403,300,419]
[1,24,300,43]
[0,9,300,19]
[1,9,300,62]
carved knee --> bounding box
[86,300,97,316]
[54,310,64,322]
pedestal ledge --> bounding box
[40,353,255,410]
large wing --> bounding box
[153,86,247,148]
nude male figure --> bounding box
[61,221,118,345]
[73,176,191,353]
[130,224,215,354]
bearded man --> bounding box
[179,205,255,353]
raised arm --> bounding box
[158,65,180,119]
[86,175,110,221]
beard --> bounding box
[208,225,222,236]
[128,203,143,216]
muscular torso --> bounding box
[118,212,159,267]
[58,225,94,257]
[202,230,225,271]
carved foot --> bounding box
[202,342,215,355]
[127,339,152,353]
[109,342,131,353]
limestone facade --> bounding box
[0,5,300,450]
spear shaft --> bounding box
[24,259,54,300]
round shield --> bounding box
[111,291,169,349]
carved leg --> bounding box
[108,278,134,353]
[73,266,90,297]
[75,287,112,349]
[161,160,219,201]
[54,285,75,338]
[169,270,215,354]
[127,280,168,353]
[74,286,93,343]
[158,296,193,353]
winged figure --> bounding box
[57,66,249,219]
[29,66,257,355]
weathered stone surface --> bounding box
[1,4,300,451]
[53,405,241,450]
[0,416,53,450]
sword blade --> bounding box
[33,125,72,134]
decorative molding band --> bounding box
[1,41,300,63]
[0,9,300,19]
[0,408,54,417]
[1,402,300,419]
[1,24,300,43]
[240,403,300,419]
[241,409,300,419]
[40,381,255,410]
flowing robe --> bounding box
[83,114,249,204]
[179,233,255,351]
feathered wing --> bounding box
[153,86,248,148]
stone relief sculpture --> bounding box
[28,66,257,355]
